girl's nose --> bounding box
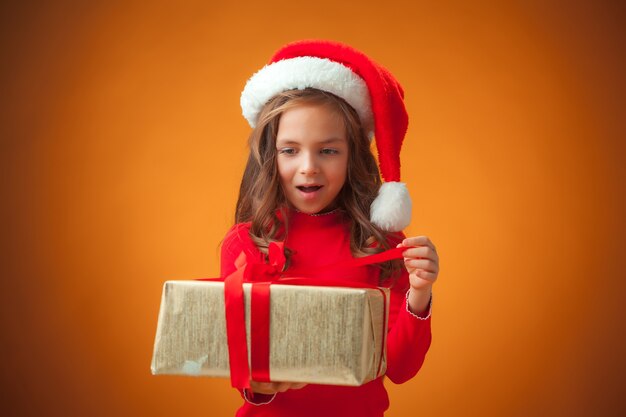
[299,153,319,175]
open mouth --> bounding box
[297,185,322,193]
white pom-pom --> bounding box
[370,182,412,232]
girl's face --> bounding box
[276,103,349,214]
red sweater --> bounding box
[220,209,432,417]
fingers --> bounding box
[401,235,436,250]
[397,236,437,254]
[404,258,437,271]
[402,246,438,265]
[405,257,439,285]
[412,269,438,282]
[249,380,308,394]
[249,381,277,394]
[274,382,292,393]
[396,236,440,290]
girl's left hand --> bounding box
[397,236,439,292]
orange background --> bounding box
[1,1,624,416]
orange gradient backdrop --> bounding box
[1,1,624,416]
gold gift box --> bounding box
[151,280,389,386]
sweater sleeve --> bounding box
[383,237,433,384]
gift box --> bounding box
[151,280,389,386]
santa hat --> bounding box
[240,39,411,232]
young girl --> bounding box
[220,40,440,417]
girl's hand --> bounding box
[249,380,307,395]
[397,236,439,314]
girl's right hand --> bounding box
[249,380,307,394]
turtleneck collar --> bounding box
[287,207,347,227]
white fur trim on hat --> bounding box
[240,56,374,135]
[370,182,412,232]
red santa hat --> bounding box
[240,39,411,232]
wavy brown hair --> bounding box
[235,88,402,283]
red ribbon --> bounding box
[200,244,408,389]
[221,253,250,389]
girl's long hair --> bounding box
[235,88,402,283]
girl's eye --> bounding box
[321,148,339,155]
[278,148,296,155]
